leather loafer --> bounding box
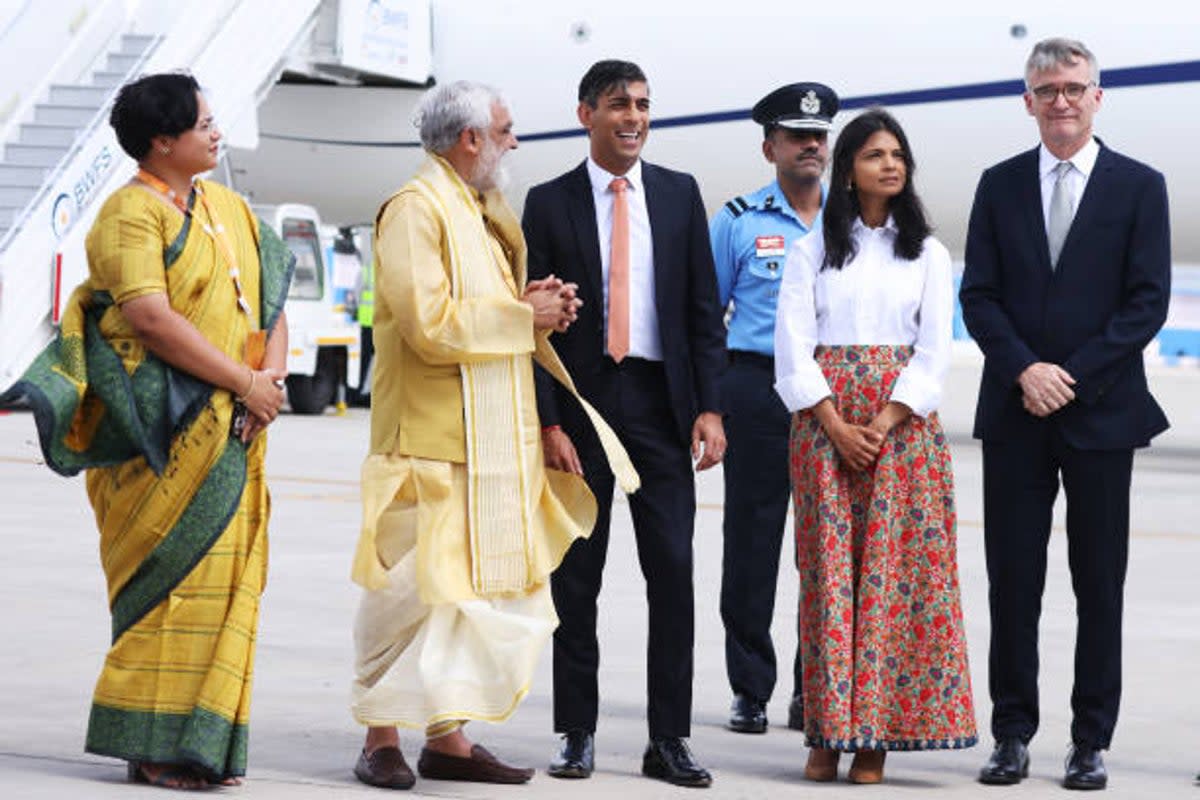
[728,693,767,734]
[548,730,594,778]
[354,746,416,790]
[417,744,533,784]
[979,738,1030,785]
[1064,745,1107,790]
[642,737,712,788]
[787,693,804,731]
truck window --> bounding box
[284,217,323,300]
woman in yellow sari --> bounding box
[2,73,292,788]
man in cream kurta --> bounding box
[349,82,638,790]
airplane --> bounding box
[232,0,1200,279]
[2,0,1197,399]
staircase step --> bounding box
[0,186,37,206]
[19,123,80,147]
[48,84,111,107]
[120,33,157,56]
[106,52,140,73]
[33,104,99,126]
[4,143,70,168]
[92,70,126,89]
[0,164,49,187]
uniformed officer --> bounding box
[711,81,838,734]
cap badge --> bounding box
[800,90,821,115]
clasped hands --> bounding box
[525,274,583,332]
[817,399,911,472]
[1017,362,1076,418]
[238,366,287,443]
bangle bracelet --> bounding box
[236,369,255,402]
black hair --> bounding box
[578,60,647,108]
[109,72,201,160]
[822,108,931,270]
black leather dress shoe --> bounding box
[728,693,767,733]
[642,737,713,787]
[548,730,594,779]
[787,693,804,731]
[1064,745,1107,790]
[979,738,1030,785]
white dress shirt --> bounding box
[773,217,954,418]
[1038,136,1098,230]
[586,157,662,360]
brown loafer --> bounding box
[418,744,534,784]
[354,746,416,789]
[848,750,886,784]
[804,748,840,782]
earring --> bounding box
[160,146,171,155]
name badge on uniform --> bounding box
[755,235,786,257]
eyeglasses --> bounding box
[1029,82,1096,103]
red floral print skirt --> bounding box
[789,345,976,751]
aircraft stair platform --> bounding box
[0,0,321,392]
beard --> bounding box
[468,135,509,192]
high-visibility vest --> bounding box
[357,257,375,328]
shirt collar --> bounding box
[748,180,826,228]
[587,157,643,194]
[852,214,898,235]
[1039,137,1099,180]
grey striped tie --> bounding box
[1047,161,1073,269]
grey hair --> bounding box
[1025,37,1100,87]
[414,80,506,154]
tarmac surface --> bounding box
[1,360,1198,798]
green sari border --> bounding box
[162,188,197,268]
[87,702,248,778]
[110,436,247,641]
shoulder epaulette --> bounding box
[724,196,751,218]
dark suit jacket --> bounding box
[960,143,1171,450]
[522,160,725,446]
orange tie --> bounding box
[607,177,630,363]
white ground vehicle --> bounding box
[255,203,361,414]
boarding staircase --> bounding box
[0,33,159,243]
[0,0,321,392]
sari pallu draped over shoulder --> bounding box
[1,181,293,779]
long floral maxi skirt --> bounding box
[790,345,976,751]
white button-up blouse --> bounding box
[773,217,954,418]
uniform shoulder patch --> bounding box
[724,196,750,218]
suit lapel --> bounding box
[642,162,669,314]
[1057,145,1114,271]
[566,161,603,302]
[1020,147,1052,272]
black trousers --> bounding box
[982,423,1133,749]
[552,358,696,739]
[719,353,801,704]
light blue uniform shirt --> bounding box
[710,180,824,356]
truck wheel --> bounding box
[286,348,338,414]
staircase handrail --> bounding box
[0,0,245,254]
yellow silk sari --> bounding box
[5,180,292,778]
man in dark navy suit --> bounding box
[521,59,726,788]
[961,38,1171,791]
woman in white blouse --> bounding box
[774,109,976,784]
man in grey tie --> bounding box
[961,37,1171,791]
